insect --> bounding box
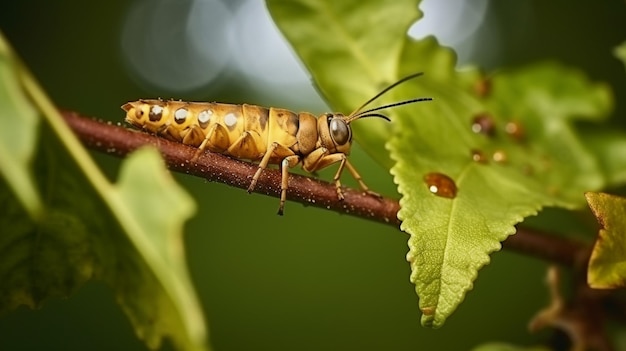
[122,72,431,215]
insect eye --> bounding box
[329,118,351,145]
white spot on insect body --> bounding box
[198,109,213,124]
[151,105,164,115]
[174,108,188,122]
[224,112,237,127]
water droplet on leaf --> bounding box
[471,113,495,136]
[424,172,457,198]
[505,120,525,141]
[492,150,507,163]
[471,149,488,163]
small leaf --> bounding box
[108,147,207,351]
[586,192,626,289]
[582,130,626,188]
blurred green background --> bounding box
[0,0,625,350]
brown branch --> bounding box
[504,227,591,267]
[61,111,591,267]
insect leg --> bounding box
[302,148,350,200]
[192,123,230,161]
[248,142,278,193]
[331,156,348,201]
[344,159,382,198]
[247,142,296,193]
[278,155,300,216]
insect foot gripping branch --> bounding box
[122,73,432,215]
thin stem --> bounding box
[62,111,591,267]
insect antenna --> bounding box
[346,97,433,123]
[351,113,391,121]
[346,72,431,123]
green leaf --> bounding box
[108,147,207,351]
[582,130,626,188]
[395,63,608,328]
[0,32,209,351]
[0,178,95,310]
[582,42,626,187]
[483,62,611,203]
[575,41,626,190]
[0,34,42,217]
[586,192,626,289]
[267,0,612,328]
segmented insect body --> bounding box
[122,73,431,215]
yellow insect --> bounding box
[122,73,431,215]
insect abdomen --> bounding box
[122,100,316,162]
